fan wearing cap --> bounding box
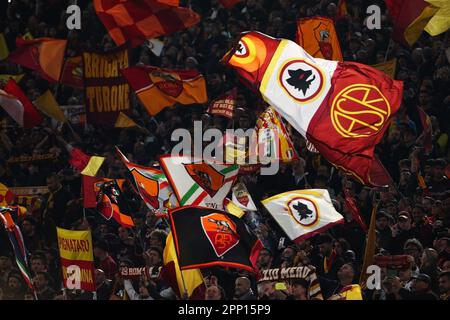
[316,234,345,281]
[438,271,450,300]
[391,213,419,254]
[410,273,439,300]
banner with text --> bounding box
[82,48,131,126]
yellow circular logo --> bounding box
[330,84,391,138]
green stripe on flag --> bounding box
[180,183,199,205]
[220,164,238,174]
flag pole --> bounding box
[384,39,393,62]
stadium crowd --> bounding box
[0,0,449,300]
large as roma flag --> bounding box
[121,66,207,116]
[262,190,344,243]
[296,17,343,61]
[0,79,44,129]
[160,155,239,210]
[8,38,67,82]
[169,206,263,272]
[82,48,131,126]
[385,0,438,46]
[116,147,178,211]
[57,227,96,292]
[93,0,200,48]
[223,32,403,187]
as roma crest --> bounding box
[184,163,225,197]
[201,212,240,257]
[287,197,319,227]
[151,71,183,98]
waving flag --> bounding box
[252,106,299,163]
[296,17,343,61]
[121,66,207,116]
[162,232,205,299]
[8,37,67,82]
[93,0,200,48]
[262,190,344,242]
[0,183,15,206]
[96,180,134,228]
[116,147,178,211]
[343,188,367,232]
[0,208,34,290]
[223,32,402,187]
[385,0,438,46]
[231,182,257,212]
[69,147,105,177]
[424,0,450,37]
[0,79,44,129]
[34,90,67,123]
[60,56,84,88]
[160,155,239,210]
[169,206,263,272]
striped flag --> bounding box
[160,155,239,210]
[0,208,34,290]
[93,0,200,48]
[116,147,178,211]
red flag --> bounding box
[220,0,242,8]
[60,56,84,88]
[343,188,367,232]
[93,0,200,48]
[385,0,437,46]
[69,147,105,177]
[0,79,43,129]
[336,0,348,20]
[8,38,67,82]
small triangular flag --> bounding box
[114,112,137,128]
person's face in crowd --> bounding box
[46,176,60,193]
[412,279,429,293]
[234,278,251,297]
[205,285,222,300]
[432,164,445,180]
[98,224,108,235]
[404,245,421,264]
[93,247,106,260]
[145,249,161,267]
[258,281,275,299]
[24,293,35,300]
[422,198,433,212]
[95,269,106,286]
[398,216,411,231]
[386,204,397,217]
[438,275,450,294]
[291,283,307,299]
[31,258,46,273]
[412,207,425,224]
[207,73,222,89]
[238,115,251,129]
[282,247,296,263]
[442,261,450,271]
[0,256,12,271]
[419,90,431,106]
[398,267,412,282]
[327,3,337,17]
[8,276,21,291]
[319,242,332,257]
[376,217,389,230]
[149,234,163,249]
[257,249,273,269]
[21,220,34,236]
[33,274,47,291]
[118,227,129,241]
[337,264,354,285]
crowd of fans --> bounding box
[0,0,449,300]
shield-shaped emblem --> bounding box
[184,163,225,197]
[201,212,240,257]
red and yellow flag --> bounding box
[57,227,96,292]
[93,0,200,48]
[69,147,105,177]
[296,17,343,61]
[121,66,207,116]
[8,37,67,82]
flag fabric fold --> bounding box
[69,147,105,177]
[168,206,263,272]
[93,0,200,48]
[121,65,207,116]
[8,37,67,82]
[34,90,67,123]
[223,31,402,187]
[261,189,344,243]
[0,79,44,129]
[343,188,367,232]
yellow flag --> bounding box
[224,198,245,218]
[372,59,397,79]
[114,112,137,128]
[0,74,24,85]
[80,156,105,177]
[163,232,205,298]
[34,90,67,122]
[359,204,378,288]
[0,33,9,61]
[340,284,363,300]
[424,0,450,36]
